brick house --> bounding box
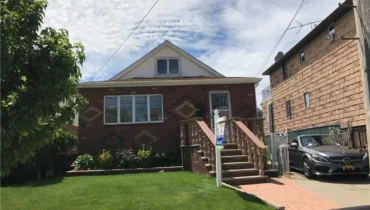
[78,40,261,155]
[261,0,367,146]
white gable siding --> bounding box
[119,46,216,79]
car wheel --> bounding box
[303,158,314,179]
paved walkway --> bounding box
[289,173,370,208]
[238,177,339,210]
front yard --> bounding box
[1,172,273,210]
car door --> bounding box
[288,139,299,168]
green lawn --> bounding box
[1,172,273,210]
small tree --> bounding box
[1,0,87,176]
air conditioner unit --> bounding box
[328,33,335,42]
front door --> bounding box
[210,91,231,131]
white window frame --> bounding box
[104,94,164,125]
[155,57,181,77]
[209,90,232,131]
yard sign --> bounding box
[216,122,225,149]
[215,114,226,188]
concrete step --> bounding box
[210,168,259,178]
[201,156,208,162]
[221,149,243,156]
[223,143,238,149]
[221,155,248,163]
[222,175,268,185]
[205,164,213,170]
[222,162,254,170]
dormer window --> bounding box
[156,58,179,75]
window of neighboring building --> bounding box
[304,92,310,108]
[300,50,305,64]
[267,102,274,134]
[328,23,335,36]
[104,95,163,124]
[156,58,179,75]
[282,62,288,80]
[285,100,292,118]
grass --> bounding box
[1,172,273,210]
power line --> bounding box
[253,0,307,77]
[286,20,321,31]
[90,0,160,81]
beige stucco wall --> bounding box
[262,9,365,134]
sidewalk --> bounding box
[238,177,339,210]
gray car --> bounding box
[289,134,369,179]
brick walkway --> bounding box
[238,177,339,210]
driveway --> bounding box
[289,171,370,208]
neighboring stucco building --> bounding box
[78,40,261,155]
[261,0,367,145]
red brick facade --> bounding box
[78,83,257,155]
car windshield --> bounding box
[300,135,340,147]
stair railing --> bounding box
[225,118,267,176]
[180,118,216,170]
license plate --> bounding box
[342,165,354,170]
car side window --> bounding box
[300,136,319,147]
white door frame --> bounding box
[209,90,232,131]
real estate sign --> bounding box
[216,122,225,149]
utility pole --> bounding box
[353,0,370,167]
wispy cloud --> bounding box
[43,0,341,106]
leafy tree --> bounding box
[34,129,78,178]
[1,0,87,176]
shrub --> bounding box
[114,149,136,169]
[152,150,181,167]
[137,145,152,168]
[71,154,95,170]
[97,149,113,170]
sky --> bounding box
[42,0,343,107]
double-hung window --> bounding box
[282,62,288,80]
[157,58,179,75]
[104,95,163,124]
[304,92,310,108]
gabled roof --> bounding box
[110,40,224,80]
[262,0,353,76]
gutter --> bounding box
[78,78,262,88]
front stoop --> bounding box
[201,143,267,185]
